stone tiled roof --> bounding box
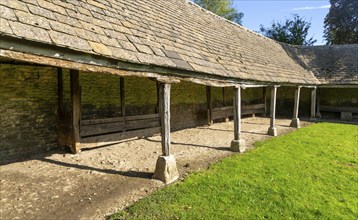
[0,0,323,85]
[286,44,358,85]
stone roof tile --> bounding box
[287,45,358,84]
[1,0,348,85]
[89,41,112,56]
[0,0,28,12]
[15,10,50,30]
[0,5,17,21]
[49,30,92,51]
[27,4,56,20]
[9,20,51,43]
[0,19,13,35]
[37,0,67,15]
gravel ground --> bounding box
[0,117,311,220]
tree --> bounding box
[193,0,244,25]
[324,0,358,45]
[259,14,317,46]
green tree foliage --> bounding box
[193,0,244,24]
[324,0,358,45]
[259,14,317,46]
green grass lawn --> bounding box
[110,123,358,220]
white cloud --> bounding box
[290,5,330,11]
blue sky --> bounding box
[233,0,330,45]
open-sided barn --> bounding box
[0,0,357,182]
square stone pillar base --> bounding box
[230,139,246,153]
[290,118,301,128]
[267,127,277,136]
[153,155,179,184]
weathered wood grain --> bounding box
[159,83,171,156]
[80,127,160,149]
[70,69,81,153]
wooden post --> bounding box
[230,86,245,152]
[206,86,213,125]
[159,83,171,156]
[223,87,229,122]
[153,82,179,184]
[316,88,322,118]
[57,68,64,116]
[290,86,301,128]
[155,82,160,114]
[267,86,277,136]
[233,87,242,140]
[70,69,81,153]
[120,77,125,117]
[310,87,317,119]
[57,68,64,148]
[263,87,267,116]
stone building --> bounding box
[0,0,357,182]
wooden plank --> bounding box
[212,107,232,120]
[80,127,161,149]
[81,114,159,125]
[293,86,301,118]
[80,118,160,137]
[212,104,265,120]
[120,77,125,117]
[311,88,316,118]
[206,86,213,125]
[242,105,265,115]
[269,86,277,128]
[213,106,233,111]
[233,87,242,140]
[70,69,81,153]
[320,105,358,113]
[159,83,171,156]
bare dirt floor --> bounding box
[0,117,311,220]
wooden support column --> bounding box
[159,83,171,156]
[230,86,245,152]
[57,68,64,147]
[153,83,179,184]
[206,86,213,125]
[290,86,301,128]
[120,77,125,117]
[267,86,278,136]
[155,82,160,114]
[263,87,268,116]
[57,68,64,116]
[316,88,322,118]
[70,69,81,153]
[310,87,317,119]
[223,88,229,122]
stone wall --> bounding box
[275,87,312,117]
[318,88,358,119]
[2,63,355,163]
[0,64,59,163]
[319,88,358,107]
